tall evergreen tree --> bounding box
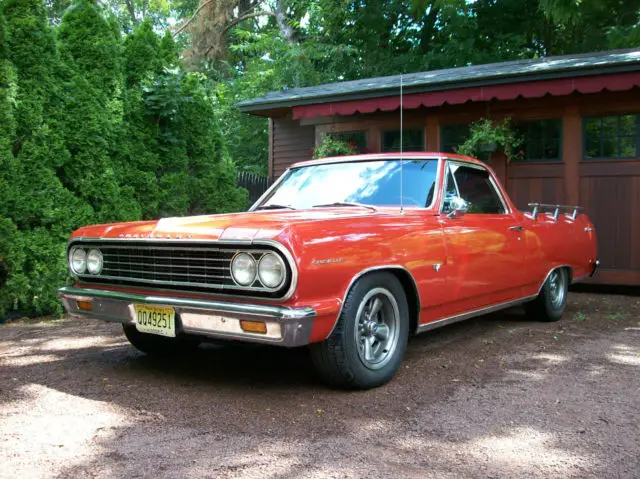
[0,0,92,316]
[57,0,140,222]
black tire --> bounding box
[524,268,569,322]
[122,324,200,357]
[309,272,410,389]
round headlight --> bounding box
[87,249,103,275]
[231,252,257,286]
[258,252,286,288]
[70,247,87,274]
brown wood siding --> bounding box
[506,163,564,210]
[578,161,640,284]
[271,117,315,180]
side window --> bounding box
[451,164,505,214]
[441,165,459,214]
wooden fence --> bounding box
[237,171,270,206]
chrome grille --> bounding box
[100,245,235,286]
[71,241,291,298]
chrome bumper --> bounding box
[57,286,316,347]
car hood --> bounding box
[70,208,384,241]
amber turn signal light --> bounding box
[239,320,267,334]
[76,300,93,311]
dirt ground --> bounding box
[1,290,639,479]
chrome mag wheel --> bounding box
[548,269,567,309]
[354,287,400,370]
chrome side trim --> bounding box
[416,295,537,334]
[67,238,299,302]
[326,265,422,339]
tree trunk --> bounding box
[124,0,137,25]
[275,0,296,43]
[420,5,440,54]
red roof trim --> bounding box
[292,72,640,120]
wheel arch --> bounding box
[538,264,574,294]
[332,265,421,338]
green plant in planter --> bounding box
[457,118,524,162]
[313,135,358,159]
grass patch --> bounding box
[573,312,586,322]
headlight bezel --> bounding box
[230,252,258,286]
[257,252,286,289]
[69,247,87,275]
[86,248,103,275]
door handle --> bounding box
[509,225,524,232]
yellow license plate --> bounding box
[134,304,175,338]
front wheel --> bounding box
[525,268,569,322]
[310,272,410,389]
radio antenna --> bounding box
[399,74,404,214]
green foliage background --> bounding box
[0,0,638,318]
[0,0,247,318]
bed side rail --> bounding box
[527,203,582,220]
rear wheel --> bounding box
[310,272,410,389]
[123,324,200,357]
[525,268,569,322]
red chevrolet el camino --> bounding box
[58,153,598,389]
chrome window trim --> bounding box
[249,169,291,211]
[291,154,442,169]
[253,156,442,211]
[67,237,299,302]
[442,160,511,215]
[439,161,460,215]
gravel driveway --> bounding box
[1,290,639,478]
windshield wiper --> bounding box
[312,202,378,212]
[255,204,296,210]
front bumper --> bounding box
[57,286,316,347]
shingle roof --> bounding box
[237,49,640,114]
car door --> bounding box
[439,161,527,312]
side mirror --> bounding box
[447,197,470,219]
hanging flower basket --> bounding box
[457,118,523,162]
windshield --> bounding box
[257,159,438,210]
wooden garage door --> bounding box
[579,161,640,285]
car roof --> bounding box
[290,152,486,169]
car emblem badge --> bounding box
[433,263,441,272]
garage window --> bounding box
[440,124,470,154]
[513,119,562,162]
[382,129,425,152]
[584,114,639,159]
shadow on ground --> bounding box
[1,291,639,478]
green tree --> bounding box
[0,0,92,316]
[57,0,141,222]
